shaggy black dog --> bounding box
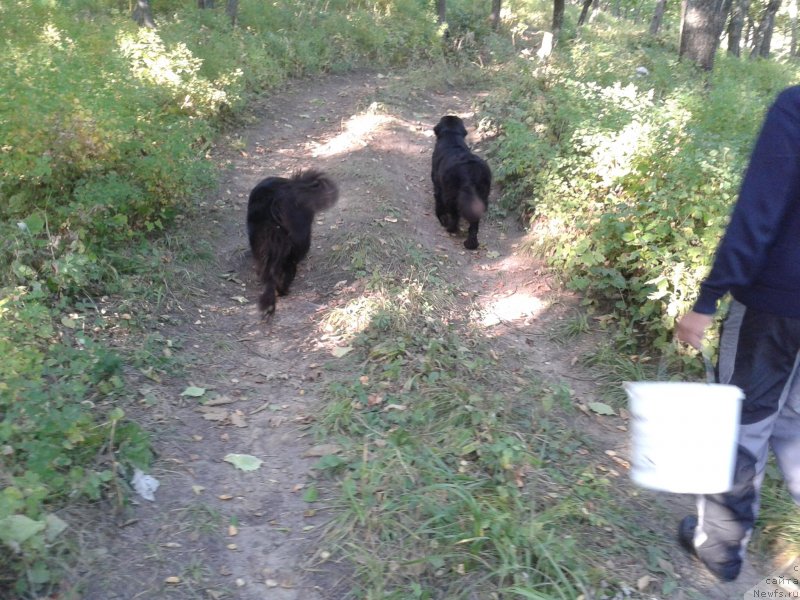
[246,170,339,316]
[431,115,491,250]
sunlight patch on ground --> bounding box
[311,109,394,158]
[480,291,548,327]
[321,294,381,337]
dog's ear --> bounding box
[458,122,468,137]
[433,122,442,137]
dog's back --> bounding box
[247,170,339,315]
[247,170,338,248]
[431,116,491,250]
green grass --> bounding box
[312,242,670,597]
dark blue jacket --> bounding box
[694,85,800,318]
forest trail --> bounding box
[76,70,774,600]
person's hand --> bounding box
[675,311,714,350]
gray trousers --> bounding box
[692,300,800,580]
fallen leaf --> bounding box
[230,411,248,428]
[224,454,263,471]
[304,444,342,457]
[331,346,353,358]
[486,251,500,259]
[383,404,407,412]
[198,407,229,421]
[588,402,615,416]
[203,395,237,406]
[181,386,206,398]
[303,485,319,503]
[0,515,45,546]
[657,558,677,577]
[165,576,181,584]
[44,514,68,542]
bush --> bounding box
[482,25,800,348]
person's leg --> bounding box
[684,301,800,580]
[768,352,800,502]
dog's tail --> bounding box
[290,170,339,214]
[458,184,486,223]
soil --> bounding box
[70,69,780,600]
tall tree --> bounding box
[132,0,156,27]
[791,0,799,55]
[679,0,729,70]
[553,0,565,42]
[491,0,502,30]
[198,0,215,7]
[649,0,668,33]
[578,0,598,26]
[437,0,446,24]
[727,0,750,55]
[226,0,239,26]
[750,0,782,58]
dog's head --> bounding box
[434,115,468,139]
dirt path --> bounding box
[75,70,778,600]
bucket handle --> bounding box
[701,352,716,384]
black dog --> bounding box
[246,170,338,316]
[431,115,491,250]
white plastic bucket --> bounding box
[624,381,743,494]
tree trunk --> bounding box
[650,0,667,33]
[578,0,594,26]
[727,0,750,55]
[491,0,502,30]
[226,0,238,26]
[750,0,781,58]
[679,0,729,70]
[437,0,446,24]
[198,0,215,7]
[553,0,565,42]
[791,0,798,55]
[132,0,156,28]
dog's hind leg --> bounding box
[459,185,486,250]
[434,185,451,229]
[276,260,297,296]
[464,221,480,250]
[258,280,277,316]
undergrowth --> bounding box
[313,243,668,598]
[0,0,459,595]
[481,22,800,357]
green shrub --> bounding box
[483,26,800,347]
[0,292,152,595]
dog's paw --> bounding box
[464,237,479,251]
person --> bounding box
[674,84,800,582]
